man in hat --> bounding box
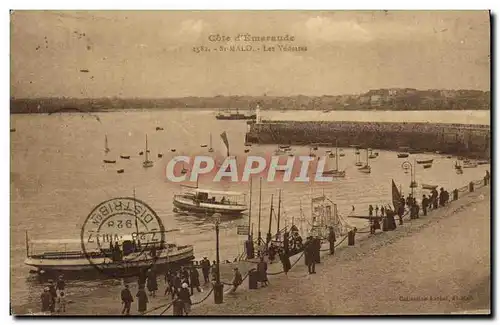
[121,283,134,315]
[304,236,316,274]
[47,280,57,312]
[230,267,243,293]
[56,275,65,296]
[178,282,192,315]
[40,287,52,313]
[328,226,336,255]
[200,257,211,285]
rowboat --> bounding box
[423,164,432,169]
[417,159,434,164]
[117,169,125,174]
[103,160,116,164]
[120,155,130,159]
[397,153,409,158]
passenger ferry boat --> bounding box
[24,231,194,276]
[173,187,248,216]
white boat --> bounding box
[143,134,153,168]
[24,232,194,276]
[173,187,247,216]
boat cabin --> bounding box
[185,188,246,206]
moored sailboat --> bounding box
[142,134,153,168]
[358,148,371,173]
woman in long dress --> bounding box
[136,286,149,315]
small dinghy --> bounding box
[103,159,116,164]
[139,151,144,156]
[120,155,130,159]
[423,164,432,169]
[158,153,163,158]
[397,153,409,158]
[244,149,250,153]
[200,144,207,148]
[156,127,164,131]
[117,169,125,174]
[171,149,176,152]
[417,159,434,164]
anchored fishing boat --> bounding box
[104,135,110,154]
[173,187,247,216]
[24,231,194,276]
[423,164,432,169]
[103,159,116,164]
[323,141,346,177]
[358,148,371,174]
[397,153,409,158]
[143,134,153,168]
[208,133,214,153]
[120,155,130,159]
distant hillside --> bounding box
[10,88,490,114]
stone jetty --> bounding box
[245,120,490,160]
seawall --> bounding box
[245,120,490,159]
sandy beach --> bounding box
[14,184,490,316]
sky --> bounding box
[10,10,491,98]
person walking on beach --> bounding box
[47,279,57,312]
[304,236,316,275]
[230,267,243,293]
[200,257,211,285]
[279,248,292,275]
[135,286,149,315]
[431,188,439,209]
[484,170,490,185]
[121,284,134,315]
[314,236,321,263]
[146,269,158,297]
[178,283,192,315]
[257,256,269,287]
[57,291,66,313]
[189,265,202,295]
[328,226,336,255]
[422,195,429,216]
[40,287,52,313]
[439,188,445,207]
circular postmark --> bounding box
[80,197,166,278]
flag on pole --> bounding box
[220,131,230,157]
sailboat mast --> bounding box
[248,177,253,239]
[267,194,274,245]
[145,135,149,161]
[258,177,262,243]
[336,140,339,170]
[209,133,212,149]
[133,188,139,238]
[276,189,281,237]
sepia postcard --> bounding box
[9,10,491,316]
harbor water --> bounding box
[10,109,490,309]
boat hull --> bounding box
[25,246,194,276]
[173,197,247,216]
